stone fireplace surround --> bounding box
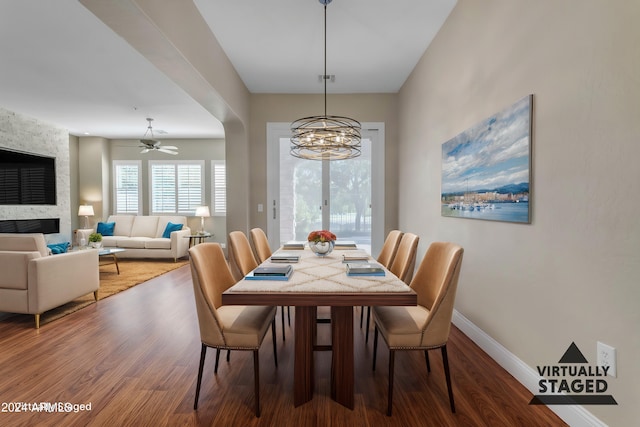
[0,108,71,243]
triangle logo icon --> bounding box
[558,342,589,364]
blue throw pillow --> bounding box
[162,222,183,238]
[97,221,115,236]
[47,242,70,254]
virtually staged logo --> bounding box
[529,342,617,405]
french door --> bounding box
[267,123,385,255]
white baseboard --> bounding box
[452,310,607,427]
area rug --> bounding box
[38,258,189,326]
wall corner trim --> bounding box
[452,310,608,427]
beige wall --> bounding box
[249,93,399,236]
[398,0,640,425]
[78,137,110,225]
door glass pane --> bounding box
[329,138,372,253]
[278,137,372,252]
[279,138,322,244]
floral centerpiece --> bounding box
[307,230,336,257]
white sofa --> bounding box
[0,233,99,328]
[78,215,191,261]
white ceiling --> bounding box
[0,0,456,140]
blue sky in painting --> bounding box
[441,95,531,194]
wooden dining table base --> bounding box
[294,305,354,409]
[330,306,354,409]
[294,306,316,407]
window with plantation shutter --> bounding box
[211,160,226,215]
[150,161,203,214]
[113,161,141,215]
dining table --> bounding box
[221,245,417,410]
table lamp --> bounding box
[78,205,94,229]
[195,206,210,234]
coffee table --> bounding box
[98,247,126,274]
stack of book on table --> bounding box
[342,250,370,263]
[270,252,300,263]
[283,241,306,250]
[246,264,293,281]
[334,240,358,250]
[346,262,385,277]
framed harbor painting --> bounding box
[441,94,532,223]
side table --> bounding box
[183,232,213,248]
[74,228,94,248]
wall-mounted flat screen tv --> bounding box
[0,148,57,205]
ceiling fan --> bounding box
[139,118,178,155]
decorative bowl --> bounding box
[309,240,334,257]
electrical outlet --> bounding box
[597,342,616,377]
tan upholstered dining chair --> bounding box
[228,231,260,282]
[230,230,288,341]
[249,228,272,264]
[372,242,464,416]
[388,232,420,284]
[377,230,403,268]
[250,227,291,338]
[189,242,277,417]
[364,231,419,343]
[361,230,403,332]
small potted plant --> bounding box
[88,232,103,249]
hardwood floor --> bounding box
[0,265,566,427]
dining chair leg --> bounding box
[194,344,207,410]
[271,318,278,367]
[424,350,431,372]
[281,306,286,341]
[365,306,372,343]
[227,349,231,362]
[360,306,364,328]
[441,345,456,413]
[214,348,221,373]
[253,350,261,417]
[387,349,395,416]
[372,326,379,371]
[287,306,291,326]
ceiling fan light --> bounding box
[139,118,178,155]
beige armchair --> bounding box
[0,233,99,328]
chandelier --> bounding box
[290,0,361,161]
